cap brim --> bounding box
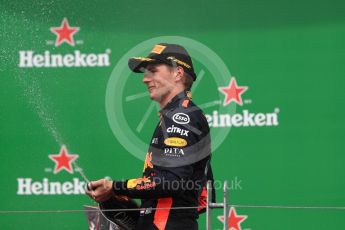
[128,57,162,73]
[128,56,197,81]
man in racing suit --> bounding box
[86,43,214,230]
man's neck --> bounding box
[159,88,185,109]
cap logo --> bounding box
[167,56,191,69]
[133,57,154,61]
[151,45,166,54]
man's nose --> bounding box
[142,74,151,84]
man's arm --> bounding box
[112,164,196,199]
[85,163,197,202]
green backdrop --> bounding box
[1,0,345,229]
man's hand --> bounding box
[85,179,114,203]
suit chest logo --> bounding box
[172,113,190,124]
[164,137,187,147]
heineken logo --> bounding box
[205,77,280,128]
[206,109,279,127]
[218,78,248,106]
[218,207,248,230]
[16,145,86,196]
[48,145,78,174]
[17,178,85,195]
[50,18,79,47]
[18,50,111,68]
[18,17,111,68]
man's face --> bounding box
[142,64,176,103]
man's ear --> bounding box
[175,66,185,81]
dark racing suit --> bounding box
[113,91,215,230]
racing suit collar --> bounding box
[159,90,188,115]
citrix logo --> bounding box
[166,125,189,136]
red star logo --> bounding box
[50,18,79,47]
[217,207,248,230]
[218,77,248,106]
[49,145,79,174]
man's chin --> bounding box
[149,92,157,101]
[149,93,162,103]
